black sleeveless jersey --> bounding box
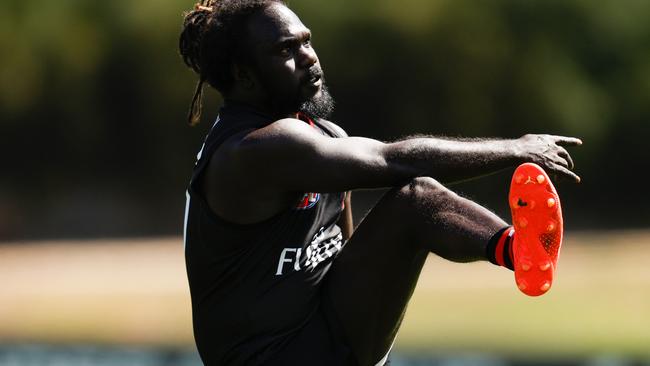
[183,103,347,365]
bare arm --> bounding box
[337,192,354,240]
[384,134,581,184]
[234,118,581,193]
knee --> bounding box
[393,177,455,208]
[399,176,445,196]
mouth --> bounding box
[304,68,323,86]
[309,72,321,83]
[302,76,322,96]
[308,75,322,87]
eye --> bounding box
[277,41,296,57]
[279,47,291,57]
[303,38,311,47]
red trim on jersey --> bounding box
[297,112,316,129]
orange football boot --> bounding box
[509,163,563,296]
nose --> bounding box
[297,44,318,69]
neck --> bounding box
[224,94,298,119]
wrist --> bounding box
[508,138,526,163]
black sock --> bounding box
[486,226,515,271]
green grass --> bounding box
[1,231,649,357]
[397,231,650,357]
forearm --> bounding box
[382,137,523,183]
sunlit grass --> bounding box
[397,231,650,357]
[1,231,649,357]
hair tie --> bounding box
[194,4,214,12]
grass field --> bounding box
[1,231,649,358]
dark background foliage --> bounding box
[2,0,649,240]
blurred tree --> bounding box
[1,0,648,239]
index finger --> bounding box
[551,135,583,146]
[552,164,581,183]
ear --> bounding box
[232,63,255,90]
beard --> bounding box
[299,84,335,120]
[255,64,336,120]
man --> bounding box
[179,1,582,365]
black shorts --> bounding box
[263,302,358,366]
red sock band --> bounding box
[487,226,515,270]
[494,227,515,269]
[494,231,508,267]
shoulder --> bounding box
[316,119,349,138]
[239,118,323,147]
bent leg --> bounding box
[324,177,508,365]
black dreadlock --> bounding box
[179,0,284,126]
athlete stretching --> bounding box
[180,1,582,365]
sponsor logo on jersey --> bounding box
[295,192,320,209]
[275,227,343,276]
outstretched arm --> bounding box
[384,133,581,184]
[234,118,581,193]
